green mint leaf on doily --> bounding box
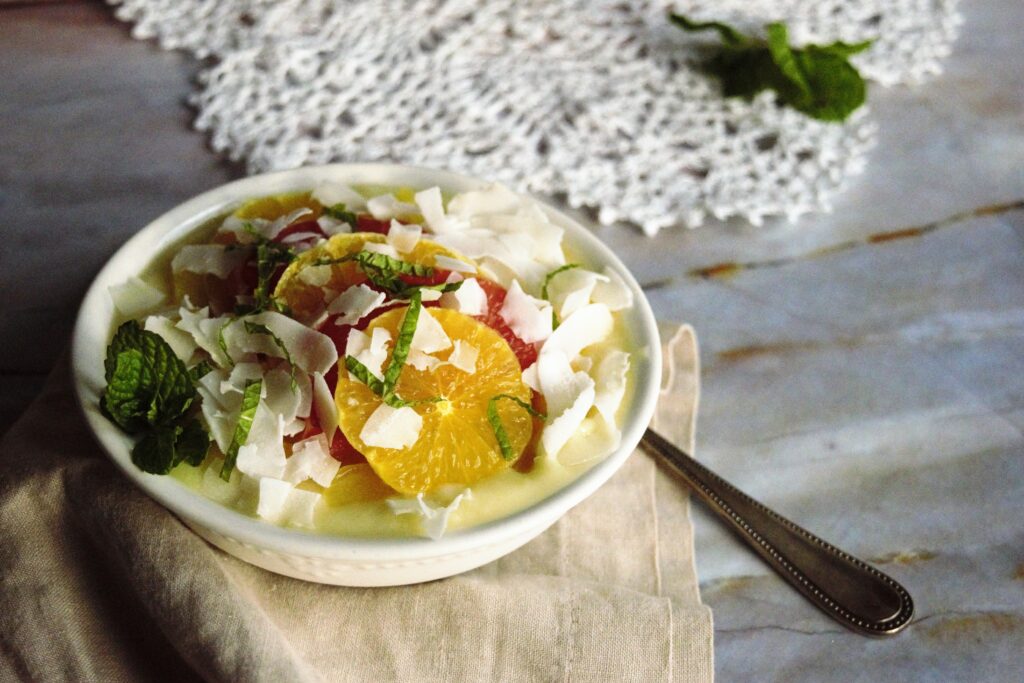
[670,14,872,122]
[487,394,546,461]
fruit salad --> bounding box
[101,182,635,538]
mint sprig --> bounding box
[670,14,872,122]
[101,321,211,474]
[487,394,546,461]
[220,378,262,480]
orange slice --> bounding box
[335,307,533,494]
[323,464,395,506]
[233,191,324,222]
[274,233,476,320]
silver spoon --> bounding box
[641,428,914,637]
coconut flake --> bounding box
[540,370,595,459]
[224,311,337,375]
[439,277,487,316]
[327,284,386,326]
[447,184,521,217]
[219,362,263,396]
[407,350,443,372]
[386,220,422,253]
[434,255,477,273]
[312,181,366,209]
[499,280,552,344]
[419,289,443,302]
[346,327,391,380]
[197,368,239,453]
[283,434,340,487]
[298,262,333,287]
[317,215,352,236]
[547,268,609,320]
[236,404,288,480]
[170,245,248,279]
[144,315,196,361]
[312,371,338,443]
[409,308,452,354]
[109,277,166,318]
[447,341,478,374]
[387,490,471,540]
[176,306,235,367]
[265,208,313,240]
[541,304,612,361]
[367,194,417,220]
[263,366,312,422]
[414,186,448,234]
[591,267,634,311]
[362,241,400,259]
[593,350,630,426]
[521,362,541,392]
[360,404,423,450]
[256,478,320,528]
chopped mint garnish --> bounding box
[220,378,262,480]
[344,290,439,408]
[188,360,214,383]
[313,250,437,297]
[487,394,546,461]
[102,320,211,475]
[670,14,872,122]
[323,203,358,227]
[217,319,234,367]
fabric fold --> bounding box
[0,326,712,682]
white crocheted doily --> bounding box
[109,0,960,234]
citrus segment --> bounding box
[323,464,395,506]
[274,233,476,320]
[233,191,324,222]
[335,307,533,494]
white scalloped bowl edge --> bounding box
[71,164,662,587]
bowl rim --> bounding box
[71,163,662,562]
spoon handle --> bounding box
[641,428,914,636]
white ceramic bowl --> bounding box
[71,164,661,586]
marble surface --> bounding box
[1,1,1022,680]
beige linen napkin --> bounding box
[0,325,712,682]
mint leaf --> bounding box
[102,321,194,431]
[765,22,812,104]
[668,13,747,46]
[131,425,181,474]
[323,203,358,227]
[104,348,149,432]
[217,319,235,367]
[670,13,872,122]
[188,360,214,383]
[487,394,546,461]
[344,292,442,408]
[541,263,581,329]
[540,263,581,301]
[243,320,298,390]
[344,355,387,396]
[790,47,867,121]
[175,417,210,467]
[816,40,872,58]
[221,379,262,481]
[382,290,421,391]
